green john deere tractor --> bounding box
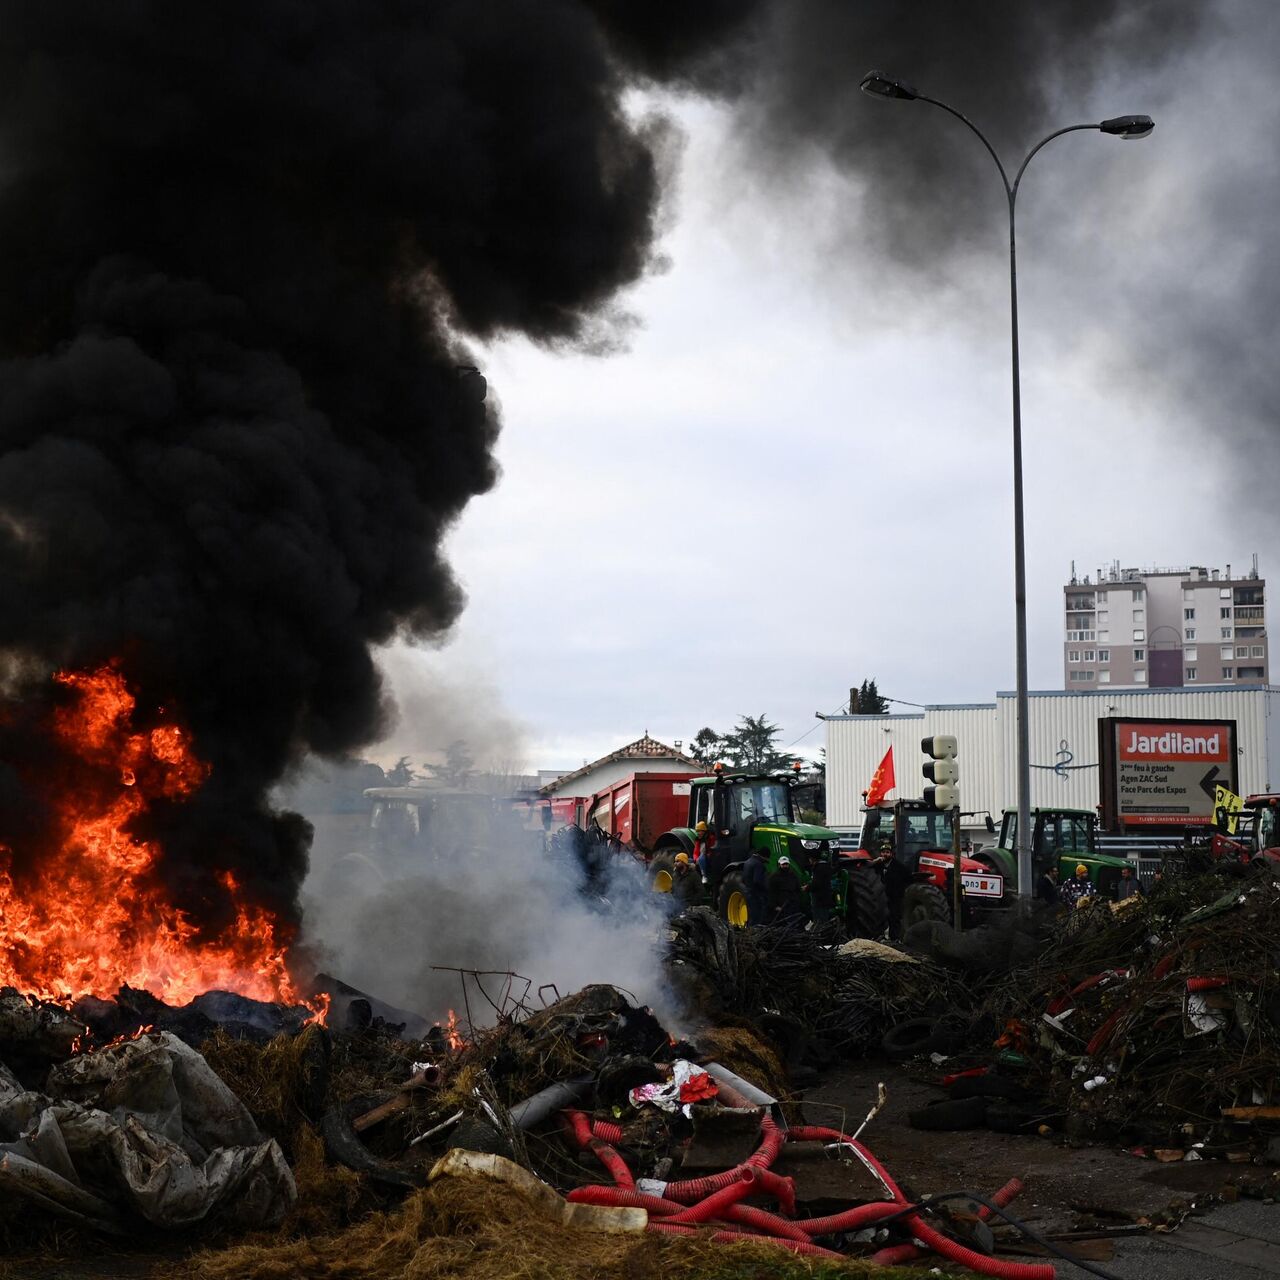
[971,807,1131,897]
[648,768,888,936]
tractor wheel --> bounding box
[901,882,951,931]
[718,870,753,929]
[845,863,890,939]
[649,851,677,894]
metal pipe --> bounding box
[509,1074,593,1130]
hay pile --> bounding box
[183,1172,899,1280]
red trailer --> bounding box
[580,772,697,856]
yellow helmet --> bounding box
[675,852,690,866]
[695,821,708,835]
[1075,864,1088,876]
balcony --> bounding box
[1065,631,1097,643]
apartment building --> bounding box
[1063,558,1267,690]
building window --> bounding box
[1185,646,1198,661]
[1082,649,1096,662]
[1133,648,1145,662]
[1239,666,1265,679]
[1238,627,1263,638]
[1252,645,1265,658]
[1221,607,1232,619]
[1185,629,1196,640]
[1186,667,1197,681]
[1221,587,1232,599]
[1222,645,1234,659]
[1237,645,1249,658]
[1223,667,1234,679]
[1134,669,1147,683]
[1098,648,1110,662]
[1069,670,1095,683]
[1133,629,1145,642]
[1222,627,1233,639]
[1068,650,1080,663]
[1098,630,1110,641]
[1132,609,1145,622]
[1132,589,1144,601]
[1098,670,1111,684]
[1097,610,1109,623]
[1184,608,1196,620]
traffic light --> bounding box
[922,735,959,810]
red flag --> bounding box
[865,746,895,806]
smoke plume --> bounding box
[0,2,757,951]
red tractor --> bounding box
[854,798,1004,933]
[1210,793,1280,868]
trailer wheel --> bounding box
[718,869,752,928]
[902,882,951,931]
[649,851,676,894]
[845,863,890,939]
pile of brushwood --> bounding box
[902,869,1280,1161]
[665,907,973,1070]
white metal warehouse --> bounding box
[824,685,1280,836]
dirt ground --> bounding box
[808,1057,1260,1233]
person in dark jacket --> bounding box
[741,847,769,925]
[1035,864,1060,906]
[808,850,836,926]
[1115,865,1145,901]
[768,855,805,929]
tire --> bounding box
[845,863,890,939]
[984,1100,1042,1134]
[901,882,951,931]
[717,869,753,928]
[928,1013,969,1057]
[649,851,677,894]
[908,1096,989,1131]
[321,1093,425,1190]
[881,1017,938,1061]
[450,1116,516,1160]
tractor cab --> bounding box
[856,799,1004,930]
[689,771,796,864]
[983,807,1128,896]
[1220,795,1280,866]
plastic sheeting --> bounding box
[0,1030,295,1231]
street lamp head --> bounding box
[1099,114,1154,140]
[860,71,918,101]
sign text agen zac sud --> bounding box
[1098,717,1238,830]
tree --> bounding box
[719,714,793,774]
[423,739,475,788]
[849,678,889,715]
[386,755,417,786]
[690,726,725,765]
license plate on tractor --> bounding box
[962,873,1004,898]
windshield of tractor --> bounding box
[731,781,791,828]
[899,811,952,854]
[1036,813,1092,859]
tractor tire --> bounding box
[649,851,677,895]
[845,863,890,939]
[901,882,952,932]
[718,869,754,929]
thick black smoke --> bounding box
[0,1,756,941]
[736,1,1205,261]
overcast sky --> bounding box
[373,2,1279,775]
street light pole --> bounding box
[859,72,1152,904]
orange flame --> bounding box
[0,665,306,1008]
[443,1008,467,1052]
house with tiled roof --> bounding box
[538,733,705,799]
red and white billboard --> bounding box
[1101,718,1237,829]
